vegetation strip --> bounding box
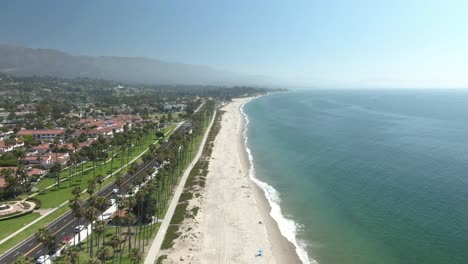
[160,110,224,250]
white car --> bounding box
[112,188,119,194]
[36,255,50,264]
[108,199,116,205]
[74,225,85,233]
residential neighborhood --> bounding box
[0,73,266,264]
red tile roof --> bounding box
[17,129,65,135]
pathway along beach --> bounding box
[161,98,301,263]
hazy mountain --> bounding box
[0,44,247,85]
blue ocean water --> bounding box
[243,90,468,264]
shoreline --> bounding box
[238,96,304,264]
[159,96,303,263]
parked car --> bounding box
[112,188,119,194]
[74,225,85,233]
[36,255,50,264]
[108,199,116,205]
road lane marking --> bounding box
[24,218,75,256]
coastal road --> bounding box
[0,127,187,263]
[0,157,156,263]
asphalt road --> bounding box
[0,104,206,264]
[0,133,180,264]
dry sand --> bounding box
[161,97,301,264]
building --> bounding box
[0,140,24,154]
[17,129,65,141]
[21,153,69,168]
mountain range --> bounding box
[0,44,251,85]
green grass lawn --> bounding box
[0,117,209,257]
[0,213,41,241]
[0,206,70,254]
[0,126,177,255]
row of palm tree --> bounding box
[51,102,214,263]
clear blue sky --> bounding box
[1,0,467,88]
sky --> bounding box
[1,0,467,88]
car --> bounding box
[36,255,50,264]
[112,188,119,194]
[74,225,85,233]
[108,199,116,205]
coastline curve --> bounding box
[240,95,315,264]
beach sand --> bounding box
[160,97,301,263]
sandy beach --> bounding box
[160,97,301,263]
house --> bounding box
[21,155,51,167]
[26,168,46,177]
[17,129,65,141]
[74,115,142,139]
[0,140,24,154]
[21,153,69,168]
[30,143,74,154]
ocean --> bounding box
[242,90,468,264]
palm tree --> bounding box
[94,220,106,248]
[85,207,97,258]
[69,197,84,246]
[62,244,80,264]
[128,248,141,264]
[50,162,62,190]
[35,228,56,254]
[114,173,123,193]
[106,234,121,264]
[72,186,82,198]
[124,211,135,252]
[13,256,33,264]
[96,174,104,191]
[2,168,21,198]
[95,197,108,221]
[134,187,147,249]
[96,246,112,263]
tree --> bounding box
[2,168,21,198]
[96,246,112,263]
[35,228,56,254]
[94,220,107,248]
[61,245,79,264]
[128,248,141,264]
[85,207,97,258]
[69,197,84,246]
[13,256,33,264]
[50,162,62,190]
[96,174,104,191]
[20,134,39,148]
[106,234,121,263]
[125,211,135,252]
[114,173,123,192]
[72,186,82,197]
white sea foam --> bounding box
[240,96,316,264]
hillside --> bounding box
[0,44,244,85]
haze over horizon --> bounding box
[1,0,467,88]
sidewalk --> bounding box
[0,124,182,247]
[144,112,216,264]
